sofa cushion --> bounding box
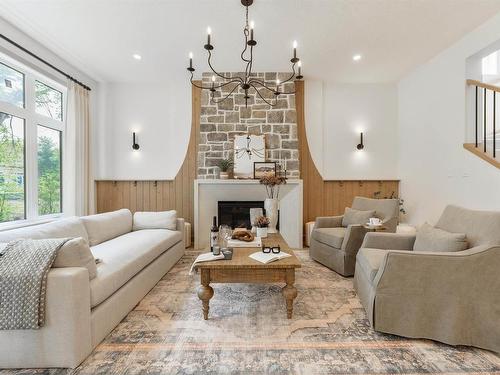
[133,210,177,231]
[81,209,132,246]
[356,248,390,282]
[89,229,182,307]
[53,237,97,279]
[413,223,468,252]
[0,217,88,243]
[342,207,375,227]
[312,227,346,249]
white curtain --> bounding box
[65,81,92,216]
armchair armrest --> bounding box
[371,245,500,352]
[314,215,343,230]
[342,224,369,255]
[361,232,416,250]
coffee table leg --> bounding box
[282,269,298,319]
[197,269,214,320]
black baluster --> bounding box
[494,91,497,158]
[484,88,487,153]
[475,86,478,148]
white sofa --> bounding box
[0,209,185,369]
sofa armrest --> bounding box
[176,217,185,233]
[342,224,369,255]
[314,215,343,230]
[0,267,92,368]
[361,232,416,250]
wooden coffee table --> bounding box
[194,233,301,320]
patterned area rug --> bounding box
[5,250,500,374]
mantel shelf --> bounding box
[195,179,302,185]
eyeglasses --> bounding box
[262,246,281,254]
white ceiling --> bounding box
[1,0,500,83]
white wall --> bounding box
[98,80,191,180]
[305,81,399,180]
[398,13,500,225]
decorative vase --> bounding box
[249,207,263,233]
[264,198,278,233]
[256,227,268,238]
[220,171,229,179]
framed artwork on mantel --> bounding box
[254,162,276,179]
[233,134,265,179]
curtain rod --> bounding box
[0,33,91,91]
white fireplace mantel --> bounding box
[194,179,303,249]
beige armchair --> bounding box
[309,196,399,276]
[354,205,500,353]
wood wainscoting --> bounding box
[295,80,399,224]
[95,84,201,231]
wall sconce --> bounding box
[132,132,140,150]
[356,132,364,150]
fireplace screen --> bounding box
[217,201,265,229]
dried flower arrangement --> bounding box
[254,215,270,228]
[259,175,287,199]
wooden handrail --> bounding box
[466,79,500,93]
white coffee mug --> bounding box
[369,217,381,226]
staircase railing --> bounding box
[466,79,499,168]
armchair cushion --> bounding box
[342,208,375,227]
[413,223,468,252]
[312,227,346,249]
[357,248,390,282]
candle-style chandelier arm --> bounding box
[249,78,296,95]
[210,82,240,103]
[250,82,277,106]
[207,50,244,83]
[189,72,241,90]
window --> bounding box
[0,54,66,225]
[35,81,63,121]
[0,113,25,222]
[0,62,24,108]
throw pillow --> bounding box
[342,207,376,227]
[133,210,177,231]
[413,223,468,252]
[53,237,98,279]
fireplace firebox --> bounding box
[217,201,265,229]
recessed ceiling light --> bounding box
[352,54,362,62]
[133,54,142,60]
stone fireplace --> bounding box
[198,72,300,179]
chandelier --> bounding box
[186,0,303,108]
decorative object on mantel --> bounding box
[249,207,263,233]
[186,0,303,108]
[254,215,270,238]
[260,175,286,233]
[217,158,233,179]
[234,134,265,178]
[254,161,277,179]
